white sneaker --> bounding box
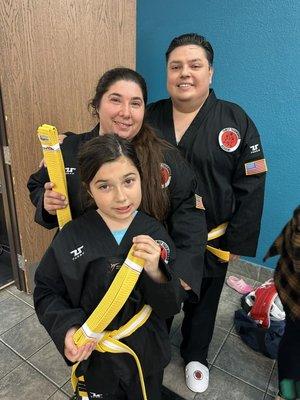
[185,361,209,393]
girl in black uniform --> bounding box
[34,134,182,400]
[28,68,207,299]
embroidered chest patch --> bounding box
[161,163,171,188]
[218,127,241,152]
[156,240,170,264]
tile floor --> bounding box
[0,260,278,400]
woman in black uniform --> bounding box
[28,67,207,299]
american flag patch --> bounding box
[195,194,205,210]
[245,159,267,175]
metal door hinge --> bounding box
[3,146,11,165]
[17,254,26,270]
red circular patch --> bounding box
[160,247,168,261]
[193,370,203,380]
[221,130,238,148]
[156,240,170,264]
[218,127,241,152]
[161,163,171,188]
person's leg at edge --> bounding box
[180,275,226,392]
[277,314,300,399]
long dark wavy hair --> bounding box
[89,67,172,221]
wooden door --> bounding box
[0,0,136,291]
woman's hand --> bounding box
[132,235,166,283]
[43,182,68,215]
[180,279,192,291]
[64,327,97,363]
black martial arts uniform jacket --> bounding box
[28,125,207,297]
[34,210,182,394]
[147,90,266,277]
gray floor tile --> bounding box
[61,380,74,397]
[194,366,265,400]
[267,363,278,396]
[0,296,35,335]
[0,341,23,379]
[171,325,228,365]
[214,333,274,392]
[258,266,274,283]
[7,285,34,306]
[207,327,228,365]
[28,341,71,386]
[0,362,57,399]
[220,281,243,306]
[49,390,70,399]
[1,313,51,359]
[228,259,260,281]
[215,298,239,331]
[264,395,276,400]
[163,345,195,400]
[0,289,11,303]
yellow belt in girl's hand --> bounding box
[72,246,152,400]
[37,124,72,229]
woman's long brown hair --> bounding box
[90,67,173,221]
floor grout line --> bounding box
[0,338,67,392]
[209,328,231,367]
[264,361,278,398]
[212,364,268,394]
[6,288,35,309]
[0,311,36,337]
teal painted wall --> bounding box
[137,0,300,268]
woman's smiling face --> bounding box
[98,80,145,140]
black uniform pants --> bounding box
[75,370,164,400]
[180,275,226,366]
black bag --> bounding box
[234,308,285,359]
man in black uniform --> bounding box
[147,33,267,393]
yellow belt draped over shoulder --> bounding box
[71,246,152,400]
[37,124,72,229]
[206,222,230,262]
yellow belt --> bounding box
[72,246,151,400]
[37,124,72,229]
[206,222,230,262]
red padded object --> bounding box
[249,280,277,328]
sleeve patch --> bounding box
[195,194,205,210]
[245,159,267,175]
[161,163,171,188]
[156,240,170,264]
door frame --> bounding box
[0,87,26,291]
